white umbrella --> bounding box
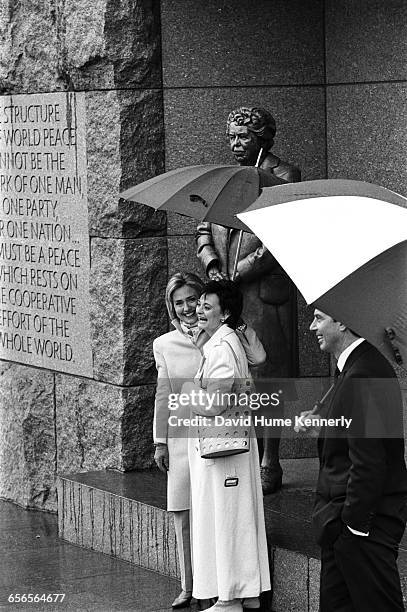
[237,179,407,367]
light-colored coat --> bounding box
[187,325,271,600]
[153,325,266,511]
[153,329,202,511]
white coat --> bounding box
[153,323,266,512]
[187,325,271,600]
[153,329,202,511]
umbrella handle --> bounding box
[231,230,243,281]
[310,382,336,415]
[255,148,263,168]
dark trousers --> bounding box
[320,522,404,612]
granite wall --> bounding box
[159,0,407,456]
[325,0,407,387]
[1,0,406,510]
[160,0,328,381]
[0,0,167,511]
[160,0,407,376]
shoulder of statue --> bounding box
[262,153,301,183]
[260,152,280,171]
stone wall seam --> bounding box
[326,79,407,88]
[162,83,327,91]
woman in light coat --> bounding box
[153,273,266,609]
[185,280,271,612]
[153,272,203,609]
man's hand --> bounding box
[154,444,169,472]
[294,410,321,437]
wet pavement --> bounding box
[2,458,407,611]
[0,500,180,611]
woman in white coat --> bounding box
[186,280,271,612]
[153,272,204,609]
[153,273,266,609]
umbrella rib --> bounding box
[162,166,240,218]
[202,167,255,225]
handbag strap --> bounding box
[221,337,252,395]
[221,336,240,365]
[195,355,206,387]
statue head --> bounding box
[226,106,277,165]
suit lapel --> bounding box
[319,341,370,455]
[325,341,369,417]
[318,376,341,460]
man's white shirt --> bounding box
[337,337,365,372]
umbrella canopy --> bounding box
[120,164,282,231]
[237,179,407,367]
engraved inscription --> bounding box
[0,92,92,376]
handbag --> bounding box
[198,337,252,459]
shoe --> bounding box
[198,598,217,610]
[242,597,260,609]
[172,590,193,609]
[202,599,243,612]
[260,464,283,495]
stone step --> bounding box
[58,470,180,581]
[57,459,407,612]
[57,461,320,611]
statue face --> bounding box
[228,123,260,166]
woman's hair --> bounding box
[200,280,243,329]
[165,272,204,321]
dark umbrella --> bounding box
[120,156,283,279]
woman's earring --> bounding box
[220,318,225,323]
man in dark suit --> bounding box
[196,106,301,494]
[303,308,407,611]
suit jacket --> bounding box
[195,153,301,377]
[313,341,407,547]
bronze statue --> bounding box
[196,106,301,494]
